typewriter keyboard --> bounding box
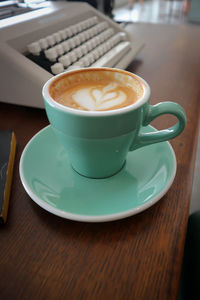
[26,16,131,75]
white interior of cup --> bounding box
[42,67,150,116]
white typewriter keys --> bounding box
[91,16,98,25]
[61,41,70,53]
[38,39,48,50]
[73,48,82,59]
[46,35,55,47]
[77,22,84,32]
[79,44,87,55]
[78,33,86,43]
[72,60,85,68]
[69,52,77,63]
[54,44,64,56]
[68,38,76,49]
[51,63,64,75]
[85,41,93,51]
[52,32,62,43]
[67,64,83,71]
[93,49,100,60]
[65,28,72,38]
[58,55,71,67]
[71,25,78,35]
[45,48,57,61]
[59,30,67,40]
[73,36,81,47]
[26,15,135,76]
[87,53,95,64]
[80,56,90,67]
[84,30,90,40]
[27,42,41,55]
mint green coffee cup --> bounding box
[42,67,186,178]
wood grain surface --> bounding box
[0,23,200,300]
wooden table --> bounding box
[1,23,200,300]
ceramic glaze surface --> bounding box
[20,126,176,222]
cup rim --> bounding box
[42,67,151,116]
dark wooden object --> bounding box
[0,131,16,224]
[0,23,200,300]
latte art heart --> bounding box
[72,83,127,111]
[51,70,143,111]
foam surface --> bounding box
[50,69,145,111]
[73,82,127,111]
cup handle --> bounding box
[130,101,186,151]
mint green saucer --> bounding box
[19,125,176,222]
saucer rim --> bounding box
[19,125,177,223]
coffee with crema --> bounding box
[50,69,144,111]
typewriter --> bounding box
[0,1,144,108]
